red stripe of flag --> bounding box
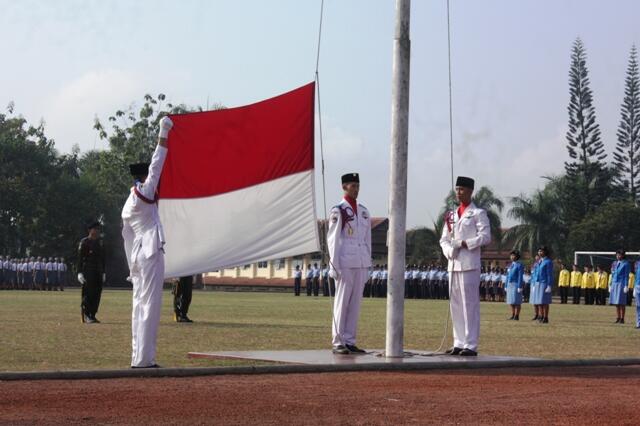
[159,83,315,199]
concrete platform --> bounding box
[188,349,539,365]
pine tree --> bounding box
[564,38,608,218]
[613,45,640,204]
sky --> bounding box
[2,0,640,228]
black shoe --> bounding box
[459,349,478,357]
[532,315,539,321]
[176,315,192,323]
[514,315,519,321]
[181,316,193,323]
[131,364,161,369]
[445,347,462,355]
[615,318,621,323]
[92,317,100,323]
[542,318,549,324]
[332,345,350,355]
[85,316,96,324]
[346,344,366,354]
[508,316,514,320]
[620,318,625,324]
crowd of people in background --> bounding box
[0,255,69,291]
[294,263,451,300]
[402,264,449,300]
[292,247,638,328]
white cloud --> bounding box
[321,118,365,162]
[41,69,143,154]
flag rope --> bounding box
[313,0,344,347]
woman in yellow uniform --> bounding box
[558,263,570,304]
[570,264,582,304]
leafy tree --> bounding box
[614,45,640,204]
[405,226,442,266]
[0,107,100,261]
[502,181,567,261]
[566,201,640,255]
[564,38,609,220]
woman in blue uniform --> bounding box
[506,250,524,320]
[529,257,540,320]
[531,247,553,323]
[610,249,630,324]
[634,259,640,329]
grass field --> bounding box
[0,289,638,371]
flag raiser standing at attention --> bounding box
[327,173,372,355]
[440,176,491,356]
[121,116,174,368]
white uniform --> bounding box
[439,202,491,352]
[121,144,168,368]
[327,198,372,347]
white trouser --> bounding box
[332,267,367,347]
[449,269,481,351]
[130,250,165,367]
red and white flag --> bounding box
[159,83,319,278]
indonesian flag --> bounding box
[159,83,319,278]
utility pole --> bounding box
[385,0,410,357]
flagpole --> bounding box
[385,0,410,358]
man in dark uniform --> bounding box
[322,263,330,297]
[305,264,313,296]
[312,262,320,296]
[77,221,106,324]
[173,275,194,322]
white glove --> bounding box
[623,287,628,294]
[159,116,173,138]
[329,268,340,279]
[544,286,552,294]
[102,273,106,283]
[451,239,463,249]
[126,276,132,283]
[77,273,86,284]
[517,288,522,294]
[608,286,612,293]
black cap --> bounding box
[455,176,474,189]
[87,221,101,230]
[129,162,150,176]
[341,173,359,184]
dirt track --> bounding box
[1,366,639,425]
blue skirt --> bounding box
[609,282,627,305]
[506,282,522,305]
[530,282,553,305]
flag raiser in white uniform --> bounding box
[327,196,372,348]
[121,117,172,368]
[440,201,491,352]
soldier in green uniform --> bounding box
[77,221,106,324]
[173,275,194,322]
